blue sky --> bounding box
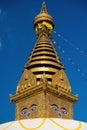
[0,0,87,123]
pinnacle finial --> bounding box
[40,2,47,13]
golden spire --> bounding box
[23,2,64,85]
[10,2,78,120]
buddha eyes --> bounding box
[50,104,68,117]
[20,104,68,118]
[20,104,37,118]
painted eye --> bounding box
[50,104,58,112]
[30,104,37,112]
[61,108,68,115]
[20,108,28,116]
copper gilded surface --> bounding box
[10,2,78,120]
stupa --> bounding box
[0,2,87,130]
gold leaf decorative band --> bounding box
[18,118,46,130]
[49,118,82,130]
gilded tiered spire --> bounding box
[10,2,78,120]
[24,2,63,85]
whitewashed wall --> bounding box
[0,118,87,130]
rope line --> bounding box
[53,30,87,56]
[52,39,87,81]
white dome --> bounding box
[0,118,87,130]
